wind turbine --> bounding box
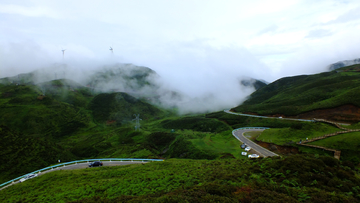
[61,49,66,59]
[109,46,113,54]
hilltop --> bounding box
[328,58,360,71]
[232,64,360,123]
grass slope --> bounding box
[257,122,340,145]
[0,83,92,137]
[309,132,360,163]
[88,92,163,124]
[1,155,359,202]
[233,64,360,116]
[0,125,76,183]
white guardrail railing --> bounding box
[223,110,314,122]
[232,127,270,142]
[0,158,163,188]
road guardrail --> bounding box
[0,158,163,188]
[224,110,314,122]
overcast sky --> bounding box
[1,0,360,91]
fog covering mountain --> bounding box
[232,64,360,122]
[240,78,268,90]
[328,58,360,71]
[0,63,262,114]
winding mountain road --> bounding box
[224,110,350,125]
[224,109,352,158]
[232,128,279,157]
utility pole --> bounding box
[133,114,142,131]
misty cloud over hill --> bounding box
[328,58,360,71]
[0,63,259,114]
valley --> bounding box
[0,64,360,202]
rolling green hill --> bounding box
[0,80,250,184]
[0,82,92,137]
[232,64,360,122]
[86,63,158,92]
[1,155,359,202]
[0,125,77,183]
[88,92,163,124]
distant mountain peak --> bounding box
[328,58,360,71]
[240,77,268,90]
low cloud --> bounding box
[257,24,279,36]
[305,29,333,39]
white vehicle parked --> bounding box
[241,152,247,156]
[248,154,260,159]
[245,147,251,152]
[19,173,38,183]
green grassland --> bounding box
[2,64,360,202]
[232,64,360,116]
[257,122,340,145]
[1,155,359,202]
[257,123,360,163]
[0,125,76,183]
[0,82,253,183]
[309,132,360,163]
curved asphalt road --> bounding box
[225,109,349,157]
[1,161,144,191]
[224,110,350,125]
[233,128,278,157]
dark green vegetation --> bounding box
[309,132,360,164]
[161,117,230,133]
[205,111,360,163]
[0,81,166,182]
[0,125,76,183]
[258,123,360,163]
[1,155,359,202]
[233,64,360,119]
[257,123,340,145]
[86,64,157,91]
[0,82,247,183]
[2,63,360,202]
[89,92,162,124]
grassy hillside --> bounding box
[88,92,163,124]
[0,125,76,183]
[86,64,158,93]
[232,64,360,120]
[309,132,360,163]
[1,155,359,202]
[257,123,340,145]
[0,82,251,183]
[0,83,92,137]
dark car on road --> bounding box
[89,161,103,167]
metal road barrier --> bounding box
[233,127,270,131]
[231,127,270,142]
[223,110,314,122]
[0,158,163,188]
